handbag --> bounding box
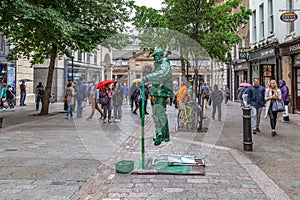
[1,97,6,102]
[271,100,285,112]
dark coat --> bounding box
[247,85,266,108]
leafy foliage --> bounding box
[133,0,252,62]
[0,0,134,64]
[0,0,133,114]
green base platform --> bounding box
[131,155,205,175]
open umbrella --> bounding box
[132,78,142,83]
[240,82,251,87]
[19,78,33,82]
[96,80,115,89]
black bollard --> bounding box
[242,107,253,151]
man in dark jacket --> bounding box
[35,82,45,111]
[247,77,266,134]
[209,84,223,121]
[142,49,173,146]
[279,79,290,122]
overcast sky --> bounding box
[134,0,162,10]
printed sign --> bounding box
[280,12,298,22]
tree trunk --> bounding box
[40,44,57,115]
[179,45,185,77]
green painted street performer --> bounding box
[142,49,173,146]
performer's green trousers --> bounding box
[153,96,169,141]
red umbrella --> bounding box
[96,80,115,89]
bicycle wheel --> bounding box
[176,109,183,131]
[187,112,196,131]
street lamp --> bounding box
[71,54,74,82]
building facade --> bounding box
[249,0,300,113]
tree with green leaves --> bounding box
[133,0,251,131]
[0,0,133,115]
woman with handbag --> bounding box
[264,80,282,136]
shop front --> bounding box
[279,37,300,113]
[248,45,279,86]
[234,62,249,99]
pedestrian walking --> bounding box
[65,81,76,119]
[223,85,230,105]
[247,77,266,134]
[123,82,129,105]
[264,80,282,136]
[19,81,27,106]
[0,83,8,110]
[130,82,137,111]
[112,81,123,122]
[99,83,113,123]
[208,84,223,121]
[279,79,290,122]
[132,84,150,118]
[6,85,15,111]
[201,83,210,108]
[86,79,104,120]
[74,77,87,118]
[35,82,45,111]
[87,78,97,105]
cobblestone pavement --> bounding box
[0,101,299,199]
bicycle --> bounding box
[175,100,198,132]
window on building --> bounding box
[87,53,91,64]
[253,10,257,42]
[242,37,246,48]
[288,0,295,33]
[268,0,274,35]
[259,4,264,39]
[94,51,97,65]
[78,51,82,61]
[234,43,238,60]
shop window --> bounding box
[294,54,300,66]
[262,64,275,86]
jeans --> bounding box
[251,106,263,130]
[66,105,73,118]
[76,99,83,117]
[36,96,42,110]
[103,101,112,120]
[114,104,122,120]
[224,94,229,104]
[268,107,278,130]
[20,92,26,106]
[212,103,222,120]
[7,98,14,108]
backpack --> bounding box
[98,89,109,105]
[38,87,45,96]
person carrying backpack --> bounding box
[35,82,45,111]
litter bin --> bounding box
[0,116,4,128]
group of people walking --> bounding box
[64,77,126,123]
[192,77,291,137]
[247,78,290,137]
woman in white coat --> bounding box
[264,80,282,136]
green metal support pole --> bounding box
[141,81,145,169]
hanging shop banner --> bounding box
[280,12,298,22]
[7,65,16,88]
